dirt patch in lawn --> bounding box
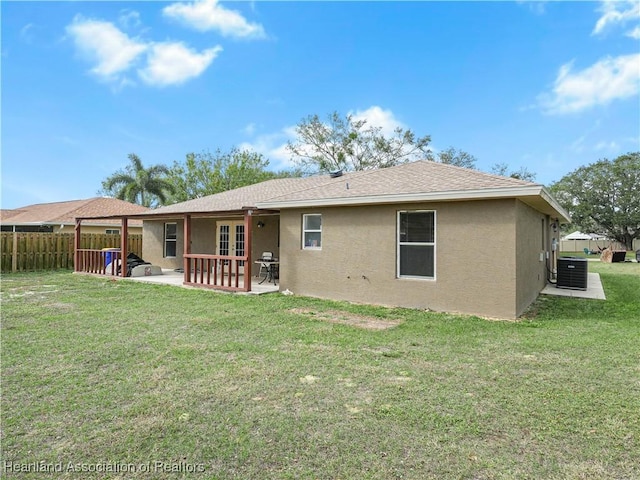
[290,308,402,330]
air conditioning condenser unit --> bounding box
[557,257,588,290]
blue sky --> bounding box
[2,0,639,209]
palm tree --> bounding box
[102,153,174,207]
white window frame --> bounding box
[397,210,436,280]
[302,214,322,250]
[105,228,120,235]
[164,222,177,258]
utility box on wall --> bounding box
[557,257,588,290]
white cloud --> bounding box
[349,106,406,136]
[242,123,257,136]
[163,0,266,39]
[627,25,640,39]
[20,23,36,44]
[595,140,620,151]
[569,134,587,154]
[516,1,547,16]
[118,9,141,29]
[239,126,298,170]
[66,16,147,80]
[66,15,221,88]
[138,42,222,87]
[538,53,640,115]
[592,0,640,36]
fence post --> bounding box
[0,232,143,273]
[12,232,18,273]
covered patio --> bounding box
[73,206,280,294]
[121,268,279,294]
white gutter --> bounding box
[257,184,571,223]
[539,186,571,223]
[1,221,142,227]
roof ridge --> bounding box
[61,197,146,219]
[260,165,402,203]
[257,161,462,203]
[416,159,538,186]
[12,198,99,210]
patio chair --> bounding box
[258,252,273,278]
[583,248,590,255]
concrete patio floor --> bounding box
[124,269,280,295]
[106,268,609,300]
[541,272,606,300]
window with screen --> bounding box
[397,211,435,279]
[164,222,177,257]
[302,214,322,249]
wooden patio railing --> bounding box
[75,251,250,293]
[75,249,122,276]
[183,253,250,292]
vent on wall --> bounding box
[557,257,588,290]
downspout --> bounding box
[548,217,559,284]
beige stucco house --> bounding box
[76,161,570,319]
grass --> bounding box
[1,262,639,479]
[561,250,638,261]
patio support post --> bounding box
[183,214,191,284]
[74,219,81,272]
[120,217,128,278]
[244,209,252,292]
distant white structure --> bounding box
[559,231,628,253]
[561,231,608,241]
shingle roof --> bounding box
[133,160,569,222]
[259,160,535,205]
[0,198,148,226]
[145,176,334,215]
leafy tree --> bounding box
[100,153,174,207]
[549,152,640,250]
[428,146,477,169]
[166,148,300,203]
[491,162,537,182]
[287,111,432,173]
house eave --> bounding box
[256,185,572,222]
[75,207,278,222]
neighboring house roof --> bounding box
[589,233,608,240]
[562,231,608,241]
[562,231,592,240]
[0,197,148,227]
[0,209,25,220]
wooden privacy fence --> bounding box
[0,233,142,273]
[560,238,638,253]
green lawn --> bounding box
[2,263,639,479]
